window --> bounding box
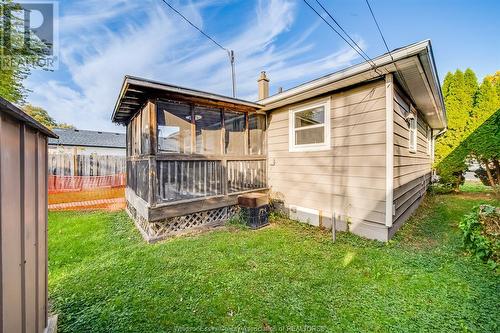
[408,108,417,153]
[157,101,192,153]
[289,100,330,152]
[194,106,222,155]
[249,113,266,155]
[426,126,432,156]
[224,111,246,155]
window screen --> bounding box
[249,114,266,155]
[195,106,222,155]
[224,111,246,155]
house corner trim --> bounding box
[385,73,394,227]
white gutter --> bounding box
[259,40,433,107]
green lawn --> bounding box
[49,192,499,332]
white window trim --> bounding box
[289,99,331,152]
[408,106,418,154]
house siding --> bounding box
[267,80,389,240]
[391,86,432,236]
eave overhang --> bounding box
[259,40,447,129]
[112,76,263,125]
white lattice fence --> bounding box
[129,204,240,242]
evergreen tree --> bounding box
[464,68,479,104]
[468,79,499,135]
[436,69,500,190]
[435,70,473,164]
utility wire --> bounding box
[365,0,392,60]
[364,0,413,100]
[314,0,373,66]
[159,0,227,52]
[302,0,382,75]
[158,0,237,97]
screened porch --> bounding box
[124,93,267,212]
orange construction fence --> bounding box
[48,174,126,194]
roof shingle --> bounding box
[48,128,126,149]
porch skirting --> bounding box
[127,202,240,243]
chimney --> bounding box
[258,71,269,100]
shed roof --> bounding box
[48,128,126,149]
[0,97,57,138]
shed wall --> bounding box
[267,80,389,240]
[391,86,432,236]
[0,112,48,333]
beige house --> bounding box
[113,40,445,242]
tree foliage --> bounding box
[435,70,475,163]
[0,0,48,103]
[437,109,500,190]
[22,104,75,129]
[436,68,500,190]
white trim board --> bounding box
[385,74,394,227]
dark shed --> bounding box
[0,97,57,332]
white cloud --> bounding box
[26,0,363,131]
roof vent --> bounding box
[97,131,103,134]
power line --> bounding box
[158,0,237,97]
[364,0,413,100]
[364,0,392,60]
[302,0,382,75]
[159,0,227,52]
[314,0,373,66]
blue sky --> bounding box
[26,0,500,131]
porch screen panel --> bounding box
[157,101,192,153]
[141,105,150,154]
[135,160,149,201]
[224,111,246,155]
[249,114,266,155]
[157,160,223,202]
[127,160,149,201]
[195,106,222,155]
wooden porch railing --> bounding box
[156,158,266,203]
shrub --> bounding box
[459,205,500,268]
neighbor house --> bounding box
[112,40,446,242]
[48,128,126,156]
[48,128,126,176]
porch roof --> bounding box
[112,76,262,125]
